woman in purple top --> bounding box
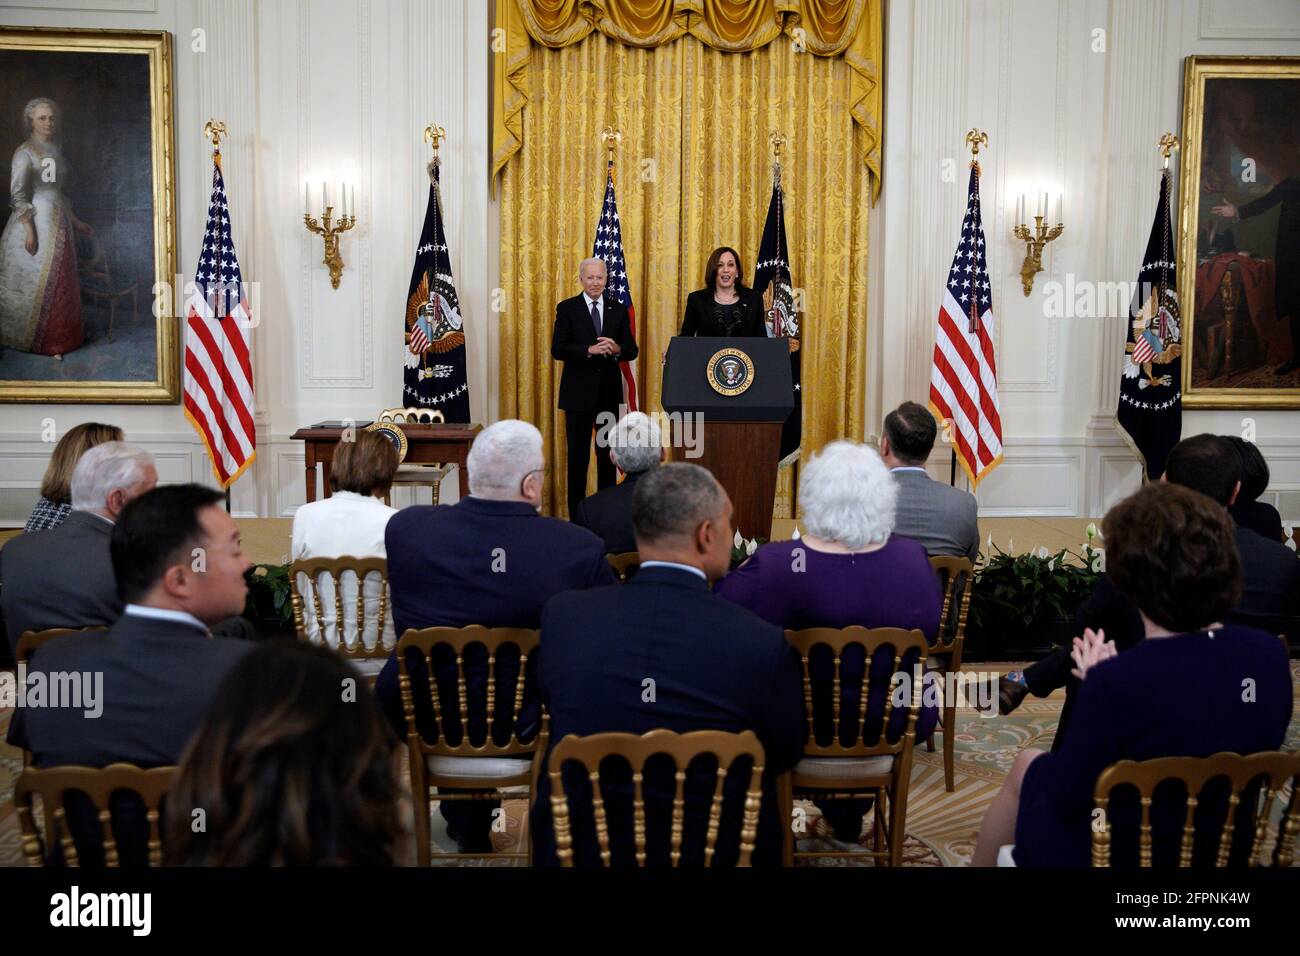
[716,440,943,843]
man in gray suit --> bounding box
[23,484,254,769]
[1,441,157,656]
[880,402,980,562]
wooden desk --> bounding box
[291,423,481,502]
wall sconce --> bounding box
[1012,191,1063,296]
[303,181,356,289]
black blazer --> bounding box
[679,286,766,338]
[571,471,644,555]
[532,565,807,866]
[551,293,639,412]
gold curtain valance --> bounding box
[492,0,882,199]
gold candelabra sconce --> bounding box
[1012,189,1064,297]
[303,180,356,289]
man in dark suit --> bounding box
[1,441,156,657]
[373,419,615,854]
[533,463,807,866]
[1001,434,1300,746]
[551,257,639,517]
[21,485,254,864]
[571,410,661,555]
[24,484,254,767]
[880,402,980,561]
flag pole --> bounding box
[949,129,988,487]
[203,120,235,512]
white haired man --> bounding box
[551,257,639,517]
[374,419,615,854]
[1,441,157,654]
[572,410,662,554]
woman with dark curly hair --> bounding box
[972,482,1292,866]
[165,641,410,866]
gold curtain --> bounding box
[497,0,878,517]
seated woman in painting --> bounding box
[0,97,89,358]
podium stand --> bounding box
[662,336,794,542]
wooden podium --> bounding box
[662,337,794,542]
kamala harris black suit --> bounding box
[551,292,638,517]
[679,286,767,338]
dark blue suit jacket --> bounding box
[532,564,807,866]
[571,470,644,556]
[374,496,615,743]
[1015,624,1292,866]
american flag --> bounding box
[593,169,638,411]
[929,165,1003,487]
[183,156,254,487]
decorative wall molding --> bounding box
[1198,0,1300,40]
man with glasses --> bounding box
[375,419,614,854]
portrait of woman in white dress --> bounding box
[0,97,90,358]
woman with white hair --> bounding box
[0,97,90,356]
[715,440,942,845]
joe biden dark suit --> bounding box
[551,291,638,517]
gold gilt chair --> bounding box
[397,625,543,865]
[605,551,640,582]
[925,556,975,793]
[289,556,394,681]
[547,729,767,867]
[780,626,929,866]
[1092,751,1300,867]
[377,407,455,506]
[14,763,175,867]
[16,627,108,767]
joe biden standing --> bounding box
[552,257,638,517]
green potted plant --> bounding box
[243,562,297,641]
[966,529,1103,662]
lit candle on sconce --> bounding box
[303,178,357,290]
[1013,186,1065,297]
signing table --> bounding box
[291,422,481,502]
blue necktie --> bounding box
[590,300,602,337]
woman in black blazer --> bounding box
[679,246,767,337]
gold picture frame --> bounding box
[1178,55,1300,409]
[0,27,177,403]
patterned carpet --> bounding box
[3,664,1297,867]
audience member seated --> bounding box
[166,641,407,866]
[23,422,123,533]
[972,482,1292,866]
[1,441,156,657]
[715,440,941,844]
[24,484,254,767]
[373,419,614,853]
[291,429,400,656]
[879,401,979,561]
[533,463,806,866]
[571,410,661,555]
[1001,434,1300,743]
[1225,435,1285,543]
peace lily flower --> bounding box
[746,539,758,556]
[792,526,801,540]
[734,529,744,549]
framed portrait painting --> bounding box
[0,27,177,403]
[1179,55,1300,409]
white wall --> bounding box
[877,0,1300,520]
[4,0,1299,523]
[0,0,491,523]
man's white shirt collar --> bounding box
[583,293,603,312]
[639,560,707,581]
[890,466,929,475]
[124,604,209,634]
